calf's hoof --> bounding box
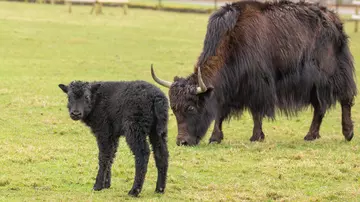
[93,185,104,191]
[209,131,223,144]
[128,188,141,197]
[304,132,321,141]
[155,187,165,194]
[104,180,111,189]
[250,132,265,142]
[344,131,354,141]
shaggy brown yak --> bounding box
[151,0,357,146]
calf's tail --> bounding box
[153,96,169,138]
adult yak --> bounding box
[151,0,357,146]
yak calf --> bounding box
[58,80,169,197]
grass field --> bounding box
[1,1,360,201]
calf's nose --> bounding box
[71,111,81,116]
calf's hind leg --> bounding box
[341,98,354,141]
[149,131,168,194]
[126,127,150,197]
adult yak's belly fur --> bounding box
[270,34,338,114]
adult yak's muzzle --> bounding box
[176,123,199,146]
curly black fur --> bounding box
[59,80,169,197]
[161,0,357,146]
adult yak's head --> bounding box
[151,64,215,146]
[58,81,101,121]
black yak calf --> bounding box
[58,80,169,197]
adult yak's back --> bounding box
[151,0,357,146]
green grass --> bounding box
[1,1,360,201]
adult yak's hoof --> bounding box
[250,132,265,142]
[209,131,223,144]
[155,187,165,194]
[128,188,141,197]
[344,131,354,141]
[304,132,321,141]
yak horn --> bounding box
[151,64,172,88]
[196,66,207,94]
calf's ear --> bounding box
[91,83,101,94]
[58,84,68,93]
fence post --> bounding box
[68,1,72,13]
[214,0,217,10]
[356,4,359,32]
[95,2,103,15]
[318,0,327,7]
[123,3,128,15]
[335,0,339,13]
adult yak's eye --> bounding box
[187,106,195,112]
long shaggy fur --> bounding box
[197,0,356,120]
[164,0,357,146]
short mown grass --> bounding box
[0,1,360,201]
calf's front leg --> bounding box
[104,136,119,189]
[93,133,115,191]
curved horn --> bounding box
[196,66,207,94]
[151,64,172,88]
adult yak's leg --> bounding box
[304,90,326,141]
[104,136,120,189]
[126,124,150,197]
[341,98,354,141]
[209,107,230,144]
[209,116,225,144]
[250,113,265,141]
[93,131,114,191]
